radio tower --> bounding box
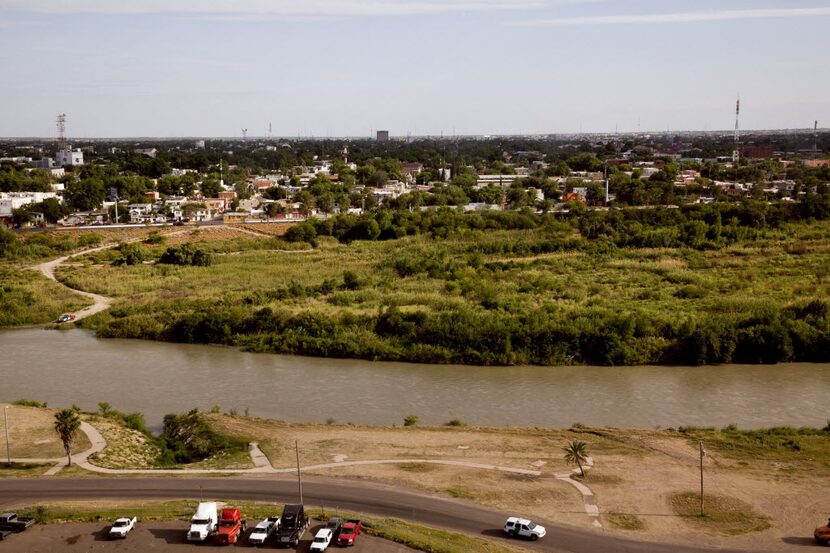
[732,95,740,163]
[815,120,819,157]
[56,113,67,152]
[268,122,273,145]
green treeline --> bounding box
[286,193,830,248]
[96,297,830,367]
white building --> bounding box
[0,191,59,217]
[55,147,84,166]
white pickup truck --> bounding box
[108,517,137,539]
[248,516,280,546]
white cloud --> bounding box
[0,0,593,17]
[519,6,830,26]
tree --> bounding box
[54,408,81,466]
[65,178,106,211]
[200,177,222,198]
[563,440,589,477]
[11,207,30,227]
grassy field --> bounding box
[0,403,91,459]
[43,219,830,365]
[0,267,90,327]
[669,492,772,536]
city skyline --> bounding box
[1,0,828,137]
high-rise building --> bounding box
[376,130,389,142]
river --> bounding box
[2,328,829,429]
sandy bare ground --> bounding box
[0,521,415,552]
[0,404,91,459]
[204,417,830,552]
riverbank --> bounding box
[59,219,830,366]
[4,404,829,551]
[2,218,829,367]
[4,328,830,429]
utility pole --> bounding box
[295,440,303,504]
[604,161,610,205]
[699,440,706,516]
[4,405,10,465]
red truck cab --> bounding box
[337,519,362,546]
[214,508,247,545]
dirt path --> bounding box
[33,247,115,322]
[28,225,265,323]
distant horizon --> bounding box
[1,0,828,137]
[0,126,827,143]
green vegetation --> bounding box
[13,399,49,408]
[158,243,214,266]
[677,425,830,466]
[0,228,102,260]
[404,414,420,427]
[0,462,49,477]
[0,267,89,327]
[53,408,81,465]
[563,440,589,477]
[16,502,522,553]
[669,492,771,535]
[157,408,248,465]
[52,207,830,366]
[607,513,646,531]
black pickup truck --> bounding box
[275,504,308,548]
[0,513,36,532]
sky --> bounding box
[0,0,828,137]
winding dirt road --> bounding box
[34,244,115,321]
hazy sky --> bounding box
[1,0,828,137]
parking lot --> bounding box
[0,521,416,552]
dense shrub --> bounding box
[158,244,213,266]
[157,408,247,465]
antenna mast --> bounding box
[241,128,248,142]
[815,120,819,157]
[732,95,740,163]
[56,113,67,152]
[268,122,273,145]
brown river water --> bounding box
[2,328,829,429]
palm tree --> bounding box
[563,440,589,477]
[54,409,81,466]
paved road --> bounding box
[0,477,750,553]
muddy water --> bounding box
[2,328,829,429]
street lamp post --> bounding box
[4,405,10,465]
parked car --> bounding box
[108,517,136,539]
[0,513,35,533]
[504,517,546,541]
[816,518,830,545]
[324,516,342,537]
[337,519,362,546]
[275,504,308,548]
[310,528,333,551]
[214,507,247,545]
[56,313,75,324]
[248,516,280,546]
[187,502,218,542]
